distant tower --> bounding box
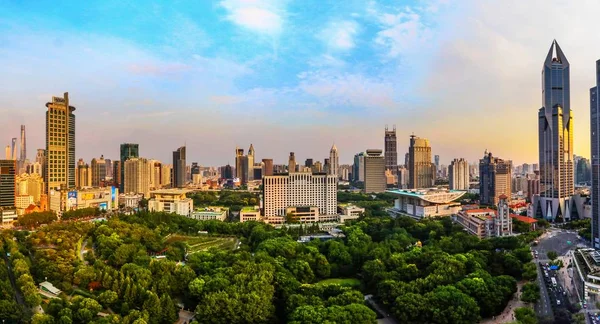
[363,149,386,193]
[408,135,435,189]
[10,138,16,161]
[384,126,398,175]
[119,143,139,192]
[247,144,255,181]
[329,144,339,178]
[173,146,186,188]
[4,146,10,160]
[288,152,296,173]
[20,125,26,162]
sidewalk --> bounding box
[480,281,528,324]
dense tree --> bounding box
[547,251,558,261]
[521,282,541,303]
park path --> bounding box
[480,281,528,324]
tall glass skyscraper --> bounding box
[173,146,186,188]
[590,59,600,247]
[534,40,577,221]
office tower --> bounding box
[10,138,16,160]
[449,158,469,190]
[384,126,397,175]
[149,160,162,189]
[305,158,314,168]
[105,159,112,178]
[397,166,409,189]
[288,152,296,173]
[113,161,121,189]
[353,152,365,182]
[221,164,234,179]
[534,40,575,220]
[124,158,150,197]
[479,151,512,206]
[329,144,339,178]
[0,160,16,208]
[45,92,76,194]
[20,125,26,162]
[235,147,244,179]
[119,143,139,192]
[4,146,10,160]
[262,172,337,217]
[363,149,386,193]
[161,164,172,187]
[262,159,273,177]
[191,162,200,177]
[247,144,255,181]
[527,176,540,203]
[91,155,107,187]
[253,164,263,181]
[16,173,43,204]
[76,159,91,188]
[172,146,186,188]
[434,155,440,174]
[312,161,323,173]
[575,157,591,184]
[324,158,330,174]
[408,135,435,189]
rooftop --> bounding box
[510,214,538,224]
[150,189,192,195]
[386,188,466,204]
[464,208,496,214]
[241,206,259,212]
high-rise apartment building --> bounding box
[76,158,91,188]
[124,158,150,197]
[479,151,512,206]
[408,135,435,189]
[262,172,337,217]
[161,164,172,187]
[534,40,577,221]
[363,149,386,193]
[0,160,16,208]
[384,126,397,175]
[91,155,107,187]
[45,92,76,193]
[149,160,162,189]
[288,152,296,173]
[449,158,469,190]
[172,146,186,188]
[329,144,339,178]
[262,159,273,177]
[119,143,139,192]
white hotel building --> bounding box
[263,172,337,223]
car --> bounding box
[557,300,561,305]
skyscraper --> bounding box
[408,135,435,189]
[353,152,365,182]
[247,144,255,181]
[76,158,91,188]
[384,126,397,175]
[363,149,386,193]
[45,92,76,193]
[534,40,576,221]
[11,138,16,161]
[119,143,139,192]
[124,158,150,197]
[172,146,186,188]
[0,160,16,208]
[20,125,26,162]
[262,159,273,177]
[329,144,339,178]
[448,158,469,190]
[91,155,106,187]
[479,151,512,206]
[288,152,296,173]
[591,58,600,247]
[434,155,440,175]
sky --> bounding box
[1,0,600,167]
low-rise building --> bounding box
[387,188,466,219]
[338,204,365,223]
[119,193,143,209]
[70,187,119,210]
[39,281,62,296]
[239,206,261,222]
[572,248,600,303]
[0,209,17,227]
[190,207,228,221]
[148,189,193,217]
[510,214,538,231]
[454,195,513,238]
[15,195,34,215]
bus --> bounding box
[551,277,557,287]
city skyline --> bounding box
[3,1,600,165]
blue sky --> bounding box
[1,0,599,166]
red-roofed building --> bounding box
[510,214,538,231]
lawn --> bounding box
[315,278,361,288]
[166,234,237,253]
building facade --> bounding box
[262,172,337,218]
[329,144,339,178]
[592,58,600,247]
[408,135,435,189]
[172,146,186,188]
[535,40,576,221]
[387,188,465,219]
[363,149,386,193]
[45,92,76,193]
[288,152,296,173]
[384,126,398,175]
[16,173,43,204]
[124,158,150,197]
[91,155,106,187]
[119,143,139,192]
[353,152,365,182]
[262,159,273,177]
[148,189,193,217]
[479,151,512,206]
[448,158,469,190]
[0,160,16,208]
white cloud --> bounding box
[318,20,359,51]
[373,7,432,58]
[219,0,286,36]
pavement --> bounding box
[364,295,399,324]
[480,281,527,324]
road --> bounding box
[534,261,554,318]
[364,295,398,324]
[3,251,25,306]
